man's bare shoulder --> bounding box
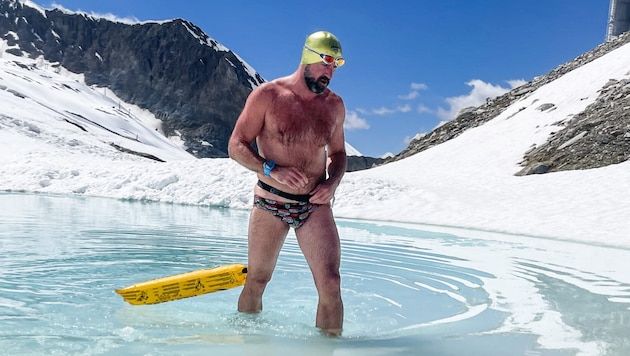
[252,81,277,96]
[250,78,291,100]
[325,90,345,117]
[326,90,343,104]
[262,76,294,89]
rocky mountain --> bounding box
[0,0,382,171]
[7,0,625,174]
[0,0,264,158]
[345,155,385,172]
[388,31,630,175]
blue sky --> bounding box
[44,0,610,157]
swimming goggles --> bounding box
[304,45,345,67]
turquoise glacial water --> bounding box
[1,192,629,355]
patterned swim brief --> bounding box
[253,195,318,229]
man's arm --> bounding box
[228,85,270,175]
[310,97,347,204]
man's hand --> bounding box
[269,166,309,190]
[309,181,337,205]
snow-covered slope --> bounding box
[1,40,629,247]
[1,52,194,162]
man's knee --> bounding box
[316,270,341,297]
[246,271,273,291]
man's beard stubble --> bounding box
[304,67,330,94]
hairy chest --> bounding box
[265,94,336,147]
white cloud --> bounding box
[437,79,520,121]
[398,91,419,100]
[411,82,428,90]
[399,82,428,100]
[373,107,396,115]
[417,104,432,114]
[370,105,411,116]
[344,111,370,130]
[507,79,528,88]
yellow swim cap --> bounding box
[301,31,344,66]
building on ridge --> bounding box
[607,0,630,40]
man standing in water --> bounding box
[228,31,346,335]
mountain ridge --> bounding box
[1,17,629,244]
[388,31,630,174]
[0,0,263,158]
[2,0,629,174]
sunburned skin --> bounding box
[257,80,337,191]
[227,30,346,335]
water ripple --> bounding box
[2,193,630,355]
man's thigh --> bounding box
[295,205,341,277]
[247,207,290,276]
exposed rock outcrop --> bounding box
[387,31,630,175]
[346,156,386,172]
[0,0,263,158]
[516,77,630,175]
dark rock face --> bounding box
[0,0,384,171]
[516,78,630,175]
[346,156,386,172]
[386,31,630,175]
[0,0,264,157]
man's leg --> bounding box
[238,207,289,313]
[295,204,343,335]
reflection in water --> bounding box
[0,192,629,355]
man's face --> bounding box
[303,64,334,94]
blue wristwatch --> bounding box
[263,160,276,177]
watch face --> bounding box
[263,160,275,177]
